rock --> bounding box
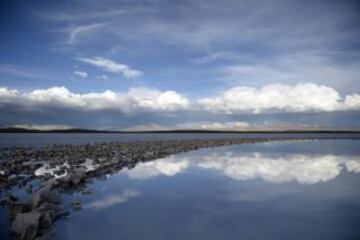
[0,194,18,206]
[70,169,86,185]
[71,199,81,210]
[12,211,41,239]
[35,232,54,240]
[37,203,69,221]
[31,182,61,208]
[58,174,71,185]
[10,202,32,218]
[81,189,94,195]
[25,184,33,194]
[38,212,53,235]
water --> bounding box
[1,136,360,239]
[0,132,359,148]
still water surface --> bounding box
[1,135,360,239]
[0,132,359,148]
[54,139,360,240]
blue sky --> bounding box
[1,0,360,130]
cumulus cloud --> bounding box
[84,189,140,209]
[198,83,360,113]
[1,83,360,118]
[78,57,143,78]
[73,70,88,78]
[0,86,189,113]
[345,94,360,109]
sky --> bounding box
[0,0,360,130]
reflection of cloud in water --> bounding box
[125,151,360,184]
[198,153,360,184]
[126,156,189,179]
[84,189,140,209]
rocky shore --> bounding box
[0,137,334,239]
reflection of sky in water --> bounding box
[55,140,360,240]
[124,152,360,184]
[84,189,141,210]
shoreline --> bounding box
[0,136,359,239]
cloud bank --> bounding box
[0,86,189,113]
[1,83,360,115]
[198,83,360,113]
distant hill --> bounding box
[1,127,360,134]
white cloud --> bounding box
[198,83,360,113]
[84,189,140,209]
[345,94,360,109]
[122,123,171,131]
[122,121,250,131]
[73,70,88,78]
[344,160,360,173]
[200,121,249,130]
[66,23,106,44]
[1,83,360,115]
[10,124,71,130]
[78,57,143,78]
[125,87,189,111]
[0,86,189,113]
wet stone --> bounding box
[11,211,41,240]
[71,199,82,210]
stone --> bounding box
[81,189,94,195]
[70,169,86,185]
[25,184,33,194]
[31,181,61,208]
[10,202,32,218]
[71,199,81,210]
[37,203,69,221]
[38,212,53,235]
[0,194,18,206]
[11,211,41,239]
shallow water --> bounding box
[1,138,360,239]
[54,140,360,240]
[0,132,359,148]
